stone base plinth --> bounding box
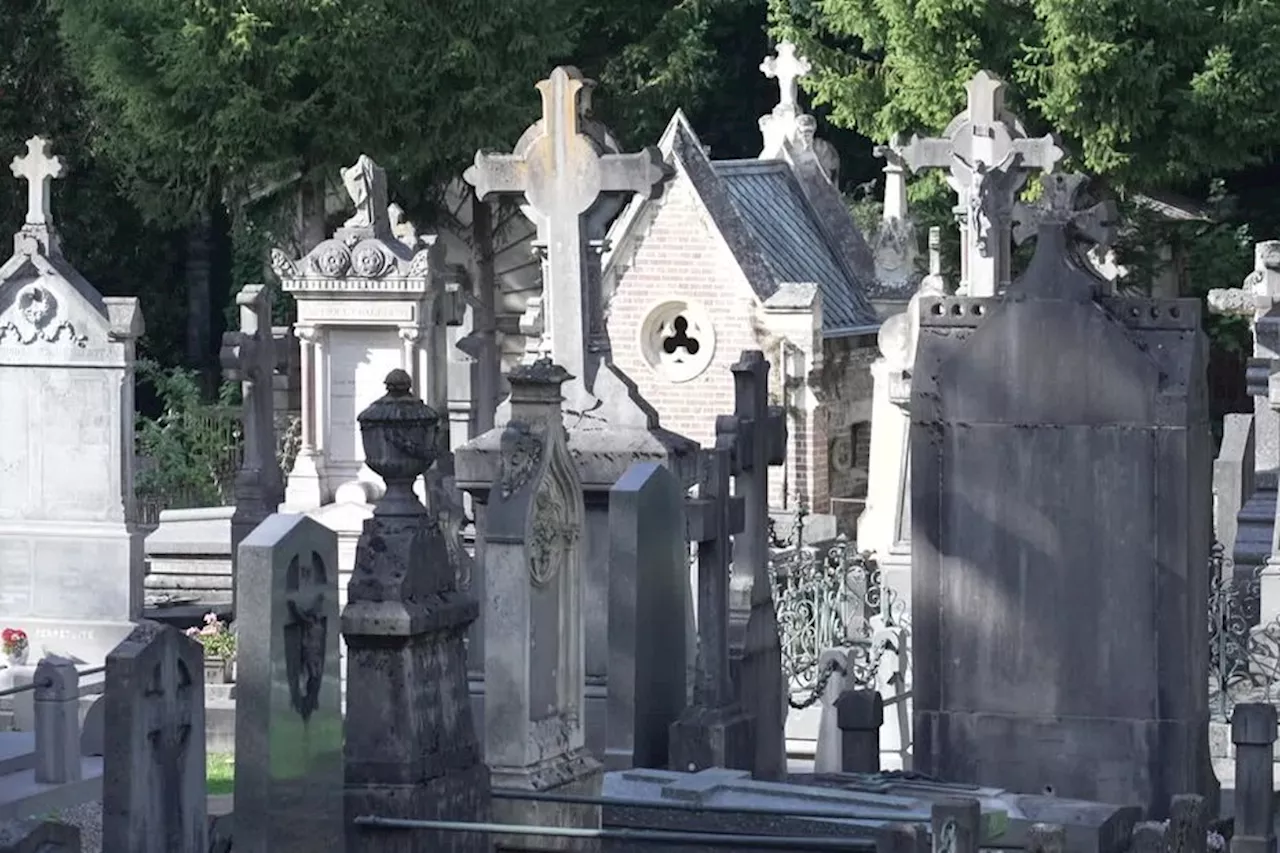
[490,751,602,853]
[669,703,755,774]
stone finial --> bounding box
[357,369,441,516]
[339,154,390,236]
[10,136,64,228]
[761,42,811,111]
[1012,173,1117,251]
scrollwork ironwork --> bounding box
[1208,540,1280,720]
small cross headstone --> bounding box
[669,445,754,773]
[760,42,811,112]
[9,136,64,228]
[895,71,1063,296]
[102,621,207,853]
[220,284,284,600]
[464,66,667,407]
[714,349,787,780]
[235,513,342,853]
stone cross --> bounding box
[464,66,666,408]
[669,445,753,771]
[1210,242,1280,409]
[1012,173,1117,249]
[714,349,788,780]
[147,653,195,853]
[873,144,909,222]
[686,447,745,707]
[10,136,64,227]
[896,71,1063,296]
[220,284,283,603]
[761,42,811,112]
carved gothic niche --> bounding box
[283,550,329,723]
[638,299,717,383]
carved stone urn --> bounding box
[357,369,440,516]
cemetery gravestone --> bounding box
[0,136,145,664]
[481,359,602,848]
[606,461,693,770]
[1208,243,1280,609]
[342,369,489,853]
[715,349,788,780]
[669,446,754,773]
[102,621,207,853]
[911,173,1216,816]
[235,513,342,853]
[221,284,285,596]
[457,66,697,761]
[272,154,446,509]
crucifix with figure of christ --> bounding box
[144,652,196,853]
[895,71,1063,297]
[464,66,667,410]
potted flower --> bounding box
[1,628,27,667]
[186,613,235,683]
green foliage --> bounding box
[54,0,582,225]
[768,0,1280,186]
[186,612,236,661]
[134,359,242,516]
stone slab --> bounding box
[0,758,102,821]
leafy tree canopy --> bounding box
[768,0,1280,186]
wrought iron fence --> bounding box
[768,511,910,710]
[1208,540,1280,720]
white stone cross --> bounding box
[464,66,666,407]
[760,42,811,112]
[10,136,65,227]
[895,71,1063,297]
[1210,242,1280,407]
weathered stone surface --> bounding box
[0,136,145,664]
[102,621,207,853]
[910,177,1215,816]
[481,360,601,850]
[342,370,488,853]
[606,461,692,770]
[235,513,342,853]
[0,818,80,852]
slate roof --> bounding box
[712,159,878,334]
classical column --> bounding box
[398,326,424,398]
[295,326,318,454]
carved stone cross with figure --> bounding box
[896,71,1063,297]
[464,66,667,409]
[284,550,329,723]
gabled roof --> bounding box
[712,159,876,333]
[604,110,879,338]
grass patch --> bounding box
[207,752,234,796]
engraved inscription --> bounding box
[300,302,416,324]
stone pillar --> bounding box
[1231,704,1276,853]
[285,325,326,509]
[33,656,80,784]
[342,369,489,853]
[836,688,883,773]
[482,359,601,850]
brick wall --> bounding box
[605,176,766,448]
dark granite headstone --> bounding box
[101,620,207,853]
[235,513,342,852]
[606,462,693,770]
[911,173,1216,817]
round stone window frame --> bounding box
[636,298,717,384]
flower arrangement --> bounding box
[1,628,28,659]
[185,613,235,662]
